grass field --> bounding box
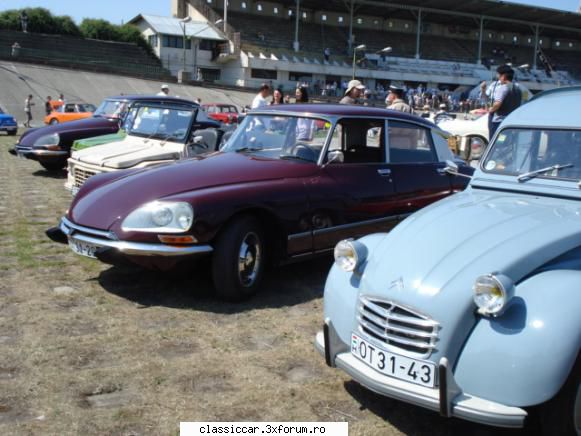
[0,132,534,435]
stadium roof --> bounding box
[275,0,581,36]
[129,14,227,40]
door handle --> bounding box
[377,168,391,176]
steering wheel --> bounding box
[288,142,317,162]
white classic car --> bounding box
[438,113,489,162]
[65,101,221,194]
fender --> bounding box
[323,233,388,351]
[454,270,581,407]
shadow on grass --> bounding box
[97,255,332,313]
[343,380,539,436]
[32,169,67,179]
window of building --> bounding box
[569,42,574,48]
[357,18,363,24]
[289,71,312,82]
[388,21,393,28]
[199,39,218,51]
[539,39,543,44]
[513,36,518,43]
[273,7,278,14]
[302,11,307,18]
[251,68,277,79]
[206,0,212,3]
[162,35,191,49]
[404,23,409,29]
[257,4,262,11]
[500,34,505,40]
[555,41,561,47]
[148,34,158,48]
[373,20,379,25]
[241,1,247,8]
[288,9,293,16]
[527,37,532,43]
[322,14,327,21]
[338,16,344,23]
[488,32,493,38]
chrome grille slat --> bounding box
[73,166,98,188]
[358,296,440,358]
[359,311,438,339]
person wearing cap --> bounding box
[340,80,365,105]
[386,85,413,113]
[488,64,521,139]
[157,84,170,96]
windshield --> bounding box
[93,99,128,118]
[128,106,194,142]
[79,104,96,113]
[221,114,332,163]
[483,128,581,181]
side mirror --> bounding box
[439,159,472,179]
[325,150,344,166]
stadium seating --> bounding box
[0,29,172,80]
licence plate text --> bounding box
[68,238,98,258]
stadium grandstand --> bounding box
[166,0,581,93]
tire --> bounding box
[539,354,580,436]
[49,119,59,125]
[212,215,266,302]
[7,130,17,136]
[40,161,65,171]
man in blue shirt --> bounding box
[488,65,522,139]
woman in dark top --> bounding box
[295,86,309,103]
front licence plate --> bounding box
[351,333,436,388]
[68,238,98,258]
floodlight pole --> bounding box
[348,0,354,53]
[477,17,484,64]
[223,0,228,32]
[415,8,422,59]
[294,0,300,52]
[533,24,540,70]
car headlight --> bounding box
[473,273,514,316]
[121,201,193,233]
[334,239,368,272]
[34,133,60,149]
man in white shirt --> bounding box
[251,83,271,109]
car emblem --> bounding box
[389,277,404,291]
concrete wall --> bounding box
[0,61,255,128]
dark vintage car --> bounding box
[47,105,473,300]
[9,95,218,171]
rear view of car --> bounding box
[0,107,17,136]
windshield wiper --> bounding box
[517,163,574,182]
[235,146,263,153]
[279,154,315,163]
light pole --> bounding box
[179,16,192,74]
[352,44,366,79]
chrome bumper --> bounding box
[315,321,527,429]
[59,216,213,257]
[14,145,68,158]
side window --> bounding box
[65,104,76,113]
[327,118,385,164]
[388,121,437,163]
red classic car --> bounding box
[47,105,472,301]
[202,103,240,124]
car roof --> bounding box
[253,104,436,128]
[106,95,198,106]
[503,86,581,129]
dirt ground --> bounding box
[0,132,536,436]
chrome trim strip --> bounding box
[357,317,434,350]
[68,232,212,257]
[312,215,401,237]
[61,216,112,239]
[358,310,438,339]
[361,297,439,327]
[30,150,69,157]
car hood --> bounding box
[73,137,182,169]
[438,116,488,137]
[0,114,15,120]
[17,116,115,146]
[359,187,581,362]
[70,152,319,230]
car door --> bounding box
[308,118,400,252]
[384,120,453,217]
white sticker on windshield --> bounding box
[485,160,496,171]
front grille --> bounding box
[73,167,98,188]
[358,296,439,358]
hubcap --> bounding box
[238,231,261,287]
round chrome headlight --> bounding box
[34,133,60,148]
[473,273,513,316]
[152,206,173,227]
[334,239,367,272]
[122,201,193,233]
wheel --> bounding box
[49,118,59,125]
[212,215,265,302]
[40,161,65,171]
[539,355,580,436]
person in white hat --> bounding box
[157,84,170,96]
[340,80,365,105]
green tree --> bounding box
[79,18,118,41]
